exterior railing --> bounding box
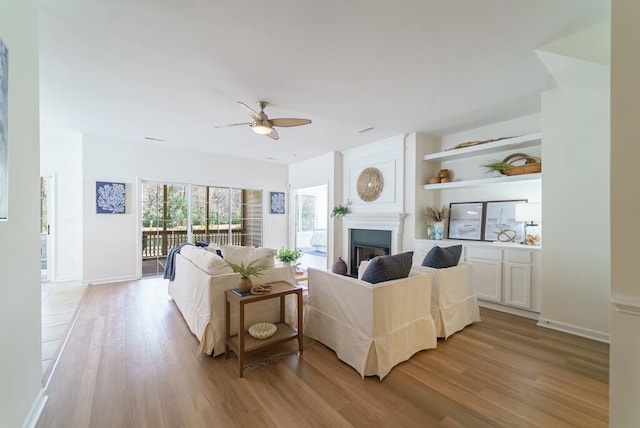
[142,229,243,259]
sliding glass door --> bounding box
[141,182,264,277]
[141,182,187,277]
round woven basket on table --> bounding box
[502,153,541,176]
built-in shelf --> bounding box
[424,132,542,162]
[423,173,541,190]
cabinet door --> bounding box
[504,262,531,309]
[468,257,502,302]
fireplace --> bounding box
[349,229,392,277]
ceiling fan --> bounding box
[217,101,312,140]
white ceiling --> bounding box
[38,0,609,164]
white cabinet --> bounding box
[503,250,532,308]
[414,240,541,316]
[465,245,540,313]
[466,247,503,302]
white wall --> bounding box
[82,135,289,284]
[0,0,46,426]
[540,88,610,339]
[342,135,405,214]
[610,0,640,425]
[536,19,612,341]
[405,132,438,246]
[40,130,83,281]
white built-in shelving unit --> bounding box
[422,133,542,190]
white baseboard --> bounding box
[52,275,82,283]
[537,317,610,343]
[22,388,47,428]
[478,301,540,320]
[82,275,140,285]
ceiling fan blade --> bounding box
[269,118,312,127]
[237,101,261,121]
[214,122,252,128]
[266,128,279,140]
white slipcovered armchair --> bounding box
[303,268,437,379]
[411,263,481,338]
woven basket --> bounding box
[502,153,541,176]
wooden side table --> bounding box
[224,281,303,377]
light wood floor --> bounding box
[38,277,609,428]
[41,281,87,380]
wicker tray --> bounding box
[503,162,541,176]
[502,153,541,176]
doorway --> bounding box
[141,181,188,277]
[294,184,328,270]
[40,175,55,282]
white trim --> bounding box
[537,317,610,343]
[21,388,47,428]
[82,275,140,285]
[342,212,407,268]
[611,293,640,316]
[52,275,82,283]
[136,176,143,278]
[478,300,540,320]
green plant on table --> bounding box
[275,247,303,264]
[224,259,269,279]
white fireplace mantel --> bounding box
[342,212,407,266]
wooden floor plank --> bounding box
[38,277,609,427]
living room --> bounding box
[3,1,640,427]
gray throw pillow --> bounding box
[360,251,414,284]
[421,245,462,269]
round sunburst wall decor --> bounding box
[356,167,384,202]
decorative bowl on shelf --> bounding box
[248,322,277,339]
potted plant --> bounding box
[275,247,303,266]
[224,259,269,292]
[331,205,350,218]
[424,205,449,240]
[482,160,513,176]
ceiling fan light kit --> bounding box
[218,101,312,141]
[252,122,272,135]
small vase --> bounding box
[238,277,252,292]
[332,257,348,275]
[433,221,445,240]
[426,224,434,240]
[281,261,292,266]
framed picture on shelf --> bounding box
[447,202,484,241]
[483,199,527,243]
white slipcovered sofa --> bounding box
[303,267,437,379]
[168,244,295,356]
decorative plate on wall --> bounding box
[357,167,384,202]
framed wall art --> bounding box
[96,181,126,214]
[483,199,527,243]
[270,191,285,214]
[447,202,484,241]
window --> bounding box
[192,186,244,245]
[298,195,315,232]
